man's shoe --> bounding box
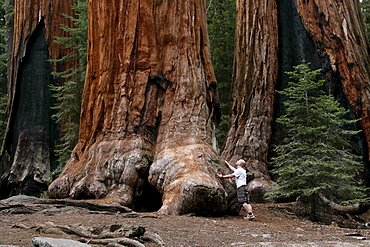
[244,214,255,220]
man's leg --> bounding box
[243,203,255,220]
[242,203,252,214]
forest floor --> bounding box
[2,196,370,246]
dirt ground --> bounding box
[2,198,370,247]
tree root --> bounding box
[1,198,132,214]
[141,232,166,246]
[106,243,125,247]
[149,144,232,215]
[82,237,145,247]
[14,221,164,246]
[33,198,132,213]
[318,193,368,215]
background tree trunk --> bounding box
[0,0,75,198]
[49,0,234,215]
[221,0,370,203]
[221,0,278,202]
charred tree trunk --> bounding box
[49,0,235,215]
[0,0,75,198]
[272,0,370,183]
[295,0,370,180]
[221,0,278,202]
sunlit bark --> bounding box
[49,0,234,215]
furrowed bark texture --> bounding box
[295,1,370,172]
[148,0,232,215]
[221,0,278,202]
[1,0,75,197]
[49,0,234,215]
[49,0,160,210]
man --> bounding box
[218,159,255,220]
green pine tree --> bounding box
[266,62,367,220]
[361,0,370,41]
[0,0,11,150]
[206,0,235,148]
[49,0,87,173]
[0,0,12,173]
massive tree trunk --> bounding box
[221,0,370,203]
[49,0,235,215]
[0,0,75,197]
[221,0,278,202]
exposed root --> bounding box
[141,232,166,246]
[318,193,366,215]
[14,221,164,246]
[81,237,145,247]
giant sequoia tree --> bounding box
[49,0,236,215]
[3,0,369,215]
[0,0,75,197]
[221,0,370,205]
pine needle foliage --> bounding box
[361,0,370,41]
[266,62,367,218]
[0,0,11,149]
[206,0,235,148]
[49,0,87,172]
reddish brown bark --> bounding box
[295,0,370,162]
[49,0,158,207]
[49,0,233,215]
[147,0,229,215]
[221,0,278,201]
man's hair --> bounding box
[236,159,246,167]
